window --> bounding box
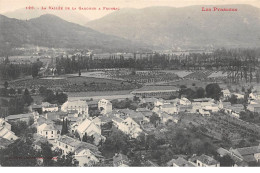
[52,131,53,134]
[46,132,48,135]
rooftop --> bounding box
[236,145,260,156]
[5,113,34,120]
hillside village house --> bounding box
[178,97,192,105]
[189,154,220,167]
[223,104,244,118]
[167,157,196,167]
[221,89,231,99]
[140,97,158,105]
[229,145,260,163]
[5,112,35,124]
[113,153,130,167]
[113,117,142,138]
[54,135,103,166]
[160,104,178,114]
[37,123,61,140]
[247,104,260,113]
[0,118,18,141]
[0,137,13,149]
[42,102,59,112]
[159,112,177,124]
[98,99,112,115]
[192,98,215,113]
[61,100,89,117]
[75,118,104,145]
[0,118,11,130]
[233,93,245,99]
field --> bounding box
[8,74,141,92]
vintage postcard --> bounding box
[0,0,260,167]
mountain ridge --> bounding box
[0,14,150,55]
[86,4,260,49]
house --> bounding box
[0,137,13,149]
[37,123,61,140]
[229,145,260,163]
[5,112,35,124]
[222,89,231,99]
[75,118,104,145]
[55,135,103,166]
[167,157,196,167]
[192,98,215,112]
[0,126,18,141]
[32,134,49,151]
[160,104,178,114]
[140,97,158,105]
[233,93,244,99]
[42,102,59,112]
[160,112,174,124]
[61,100,88,117]
[31,104,43,114]
[86,100,98,109]
[178,97,192,106]
[189,154,220,167]
[136,108,153,119]
[224,104,244,118]
[113,153,130,167]
[247,104,260,113]
[217,147,231,157]
[178,105,193,113]
[217,147,244,166]
[203,104,219,113]
[218,101,231,109]
[0,118,11,130]
[114,117,142,138]
[98,99,112,114]
[198,109,211,116]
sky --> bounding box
[0,0,260,20]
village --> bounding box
[1,75,260,167]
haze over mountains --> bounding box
[86,4,260,49]
[0,14,148,54]
[4,8,90,26]
[1,4,260,54]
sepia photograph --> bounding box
[0,0,260,168]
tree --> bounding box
[75,130,81,140]
[228,94,238,104]
[205,83,221,100]
[196,87,205,98]
[10,120,28,136]
[61,118,68,135]
[32,62,39,78]
[150,113,160,127]
[4,81,8,89]
[55,152,76,166]
[88,135,95,144]
[56,92,68,105]
[8,88,16,95]
[101,127,131,155]
[219,155,235,167]
[82,133,88,142]
[23,88,33,106]
[41,142,54,166]
[0,137,38,166]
